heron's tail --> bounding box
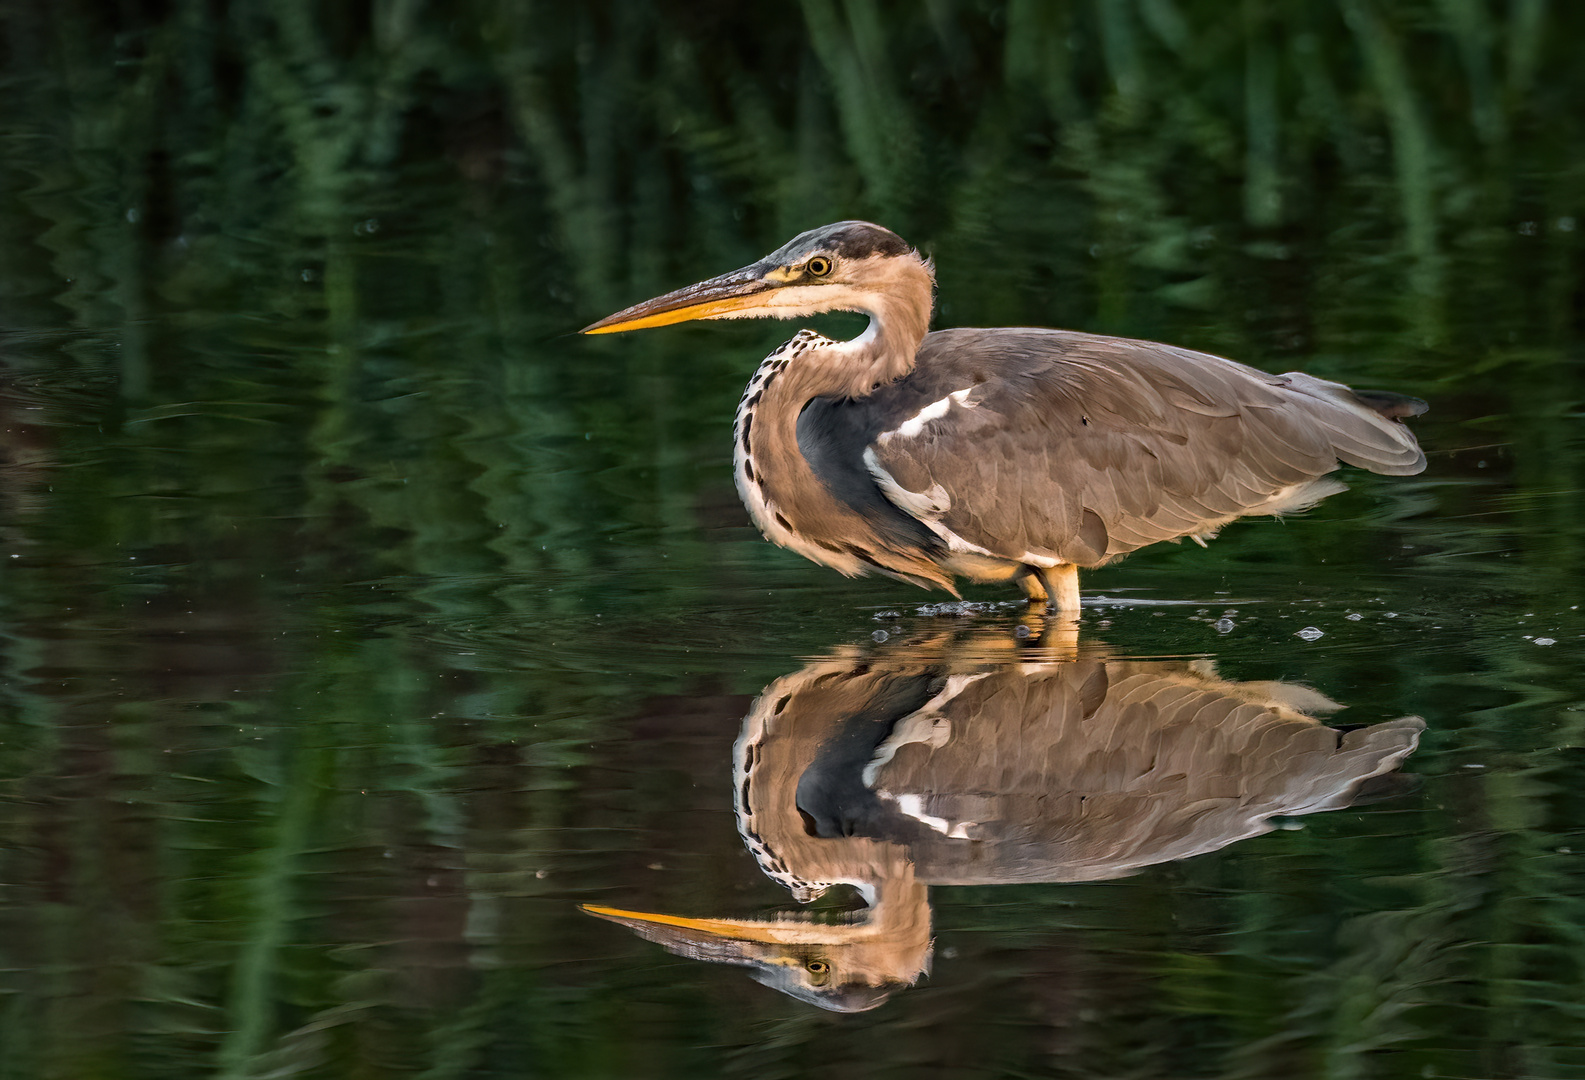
[1278,372,1429,476]
[1352,389,1429,421]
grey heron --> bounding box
[583,637,1425,1011]
[584,222,1427,614]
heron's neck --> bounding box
[812,259,934,399]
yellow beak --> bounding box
[580,903,802,944]
[581,265,787,334]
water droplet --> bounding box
[1295,626,1324,641]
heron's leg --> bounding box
[1043,564,1080,617]
[1015,567,1080,653]
[1016,567,1048,603]
[1018,564,1080,618]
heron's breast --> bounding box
[732,334,875,576]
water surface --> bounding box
[2,4,1584,1078]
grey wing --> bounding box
[870,662,1426,884]
[866,329,1425,566]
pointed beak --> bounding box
[581,903,925,1013]
[580,904,799,951]
[581,264,783,334]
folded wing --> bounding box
[854,329,1424,567]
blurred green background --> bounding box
[1,1,1583,1077]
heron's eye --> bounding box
[805,256,833,277]
[806,959,830,984]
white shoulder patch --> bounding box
[877,386,979,445]
[885,793,976,840]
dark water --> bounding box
[3,4,1585,1077]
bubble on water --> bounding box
[916,601,983,617]
[1534,637,1557,646]
[874,610,901,620]
[1384,612,1398,619]
[872,629,890,643]
[1295,626,1324,641]
[1345,612,1362,621]
[1213,617,1235,634]
[1013,624,1032,639]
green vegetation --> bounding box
[1,2,1583,1076]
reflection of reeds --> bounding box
[1342,0,1444,343]
[1,5,1584,1073]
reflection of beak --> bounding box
[581,265,779,334]
[581,904,913,1014]
[580,904,808,953]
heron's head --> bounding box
[582,221,933,334]
[580,902,929,1013]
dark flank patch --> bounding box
[743,459,755,482]
[1078,509,1110,562]
[792,672,945,840]
[796,395,942,554]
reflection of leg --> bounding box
[1016,609,1080,656]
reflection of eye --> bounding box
[806,256,833,277]
[806,959,830,984]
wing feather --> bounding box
[864,329,1425,566]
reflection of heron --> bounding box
[584,222,1426,613]
[584,639,1424,1012]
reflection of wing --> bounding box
[842,329,1425,564]
[865,662,1424,883]
[739,649,1424,890]
[585,637,1425,1012]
